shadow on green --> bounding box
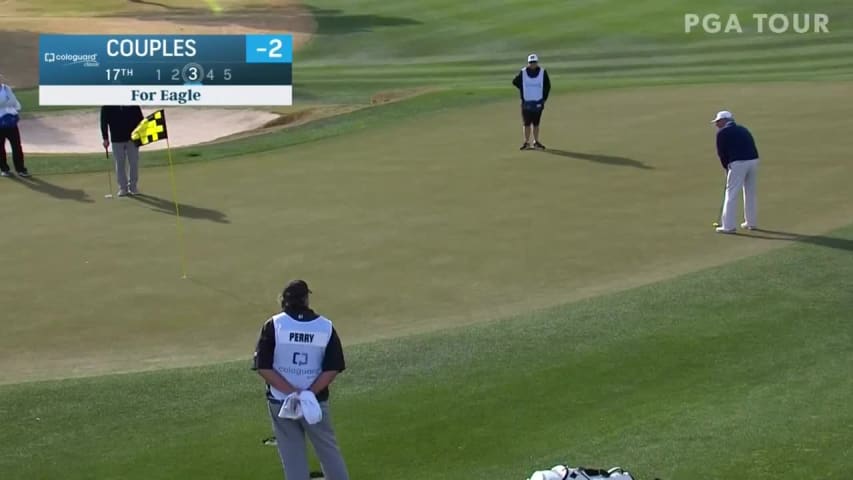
[127,193,230,224]
[740,228,853,253]
[540,149,654,170]
[9,176,93,203]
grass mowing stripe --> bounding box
[296,46,853,79]
[297,32,853,68]
[1,224,850,479]
[295,59,853,84]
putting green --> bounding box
[1,81,851,384]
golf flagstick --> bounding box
[132,108,186,277]
[165,138,189,279]
[104,146,113,198]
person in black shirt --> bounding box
[512,53,551,150]
[100,105,144,196]
[0,78,28,177]
[253,280,350,480]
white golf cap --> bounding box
[528,53,539,63]
[711,110,733,123]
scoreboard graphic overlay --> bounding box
[39,34,293,106]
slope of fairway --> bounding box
[1,223,850,480]
[287,0,853,103]
[1,82,852,384]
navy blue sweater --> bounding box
[100,105,144,143]
[716,122,759,170]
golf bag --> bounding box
[526,465,636,480]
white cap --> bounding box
[527,53,539,63]
[711,110,733,123]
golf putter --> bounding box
[104,147,113,198]
[713,180,725,227]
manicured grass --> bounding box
[2,1,852,478]
[2,82,852,385]
[1,223,851,480]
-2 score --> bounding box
[155,68,232,82]
[257,38,285,58]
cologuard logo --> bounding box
[43,52,100,67]
[292,352,308,366]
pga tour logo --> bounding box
[685,13,830,34]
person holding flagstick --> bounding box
[103,145,114,199]
[100,105,144,196]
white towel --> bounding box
[528,471,563,480]
[527,465,569,480]
[277,393,302,419]
[276,391,323,425]
[298,390,323,425]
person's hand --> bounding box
[102,139,109,149]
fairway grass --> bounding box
[1,223,851,480]
[2,81,852,385]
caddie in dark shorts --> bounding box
[512,53,551,150]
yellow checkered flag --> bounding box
[131,109,168,147]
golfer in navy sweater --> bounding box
[712,110,760,233]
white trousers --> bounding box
[721,158,759,230]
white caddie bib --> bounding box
[521,68,544,101]
[269,313,333,400]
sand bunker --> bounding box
[16,108,280,154]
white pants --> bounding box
[720,158,759,230]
